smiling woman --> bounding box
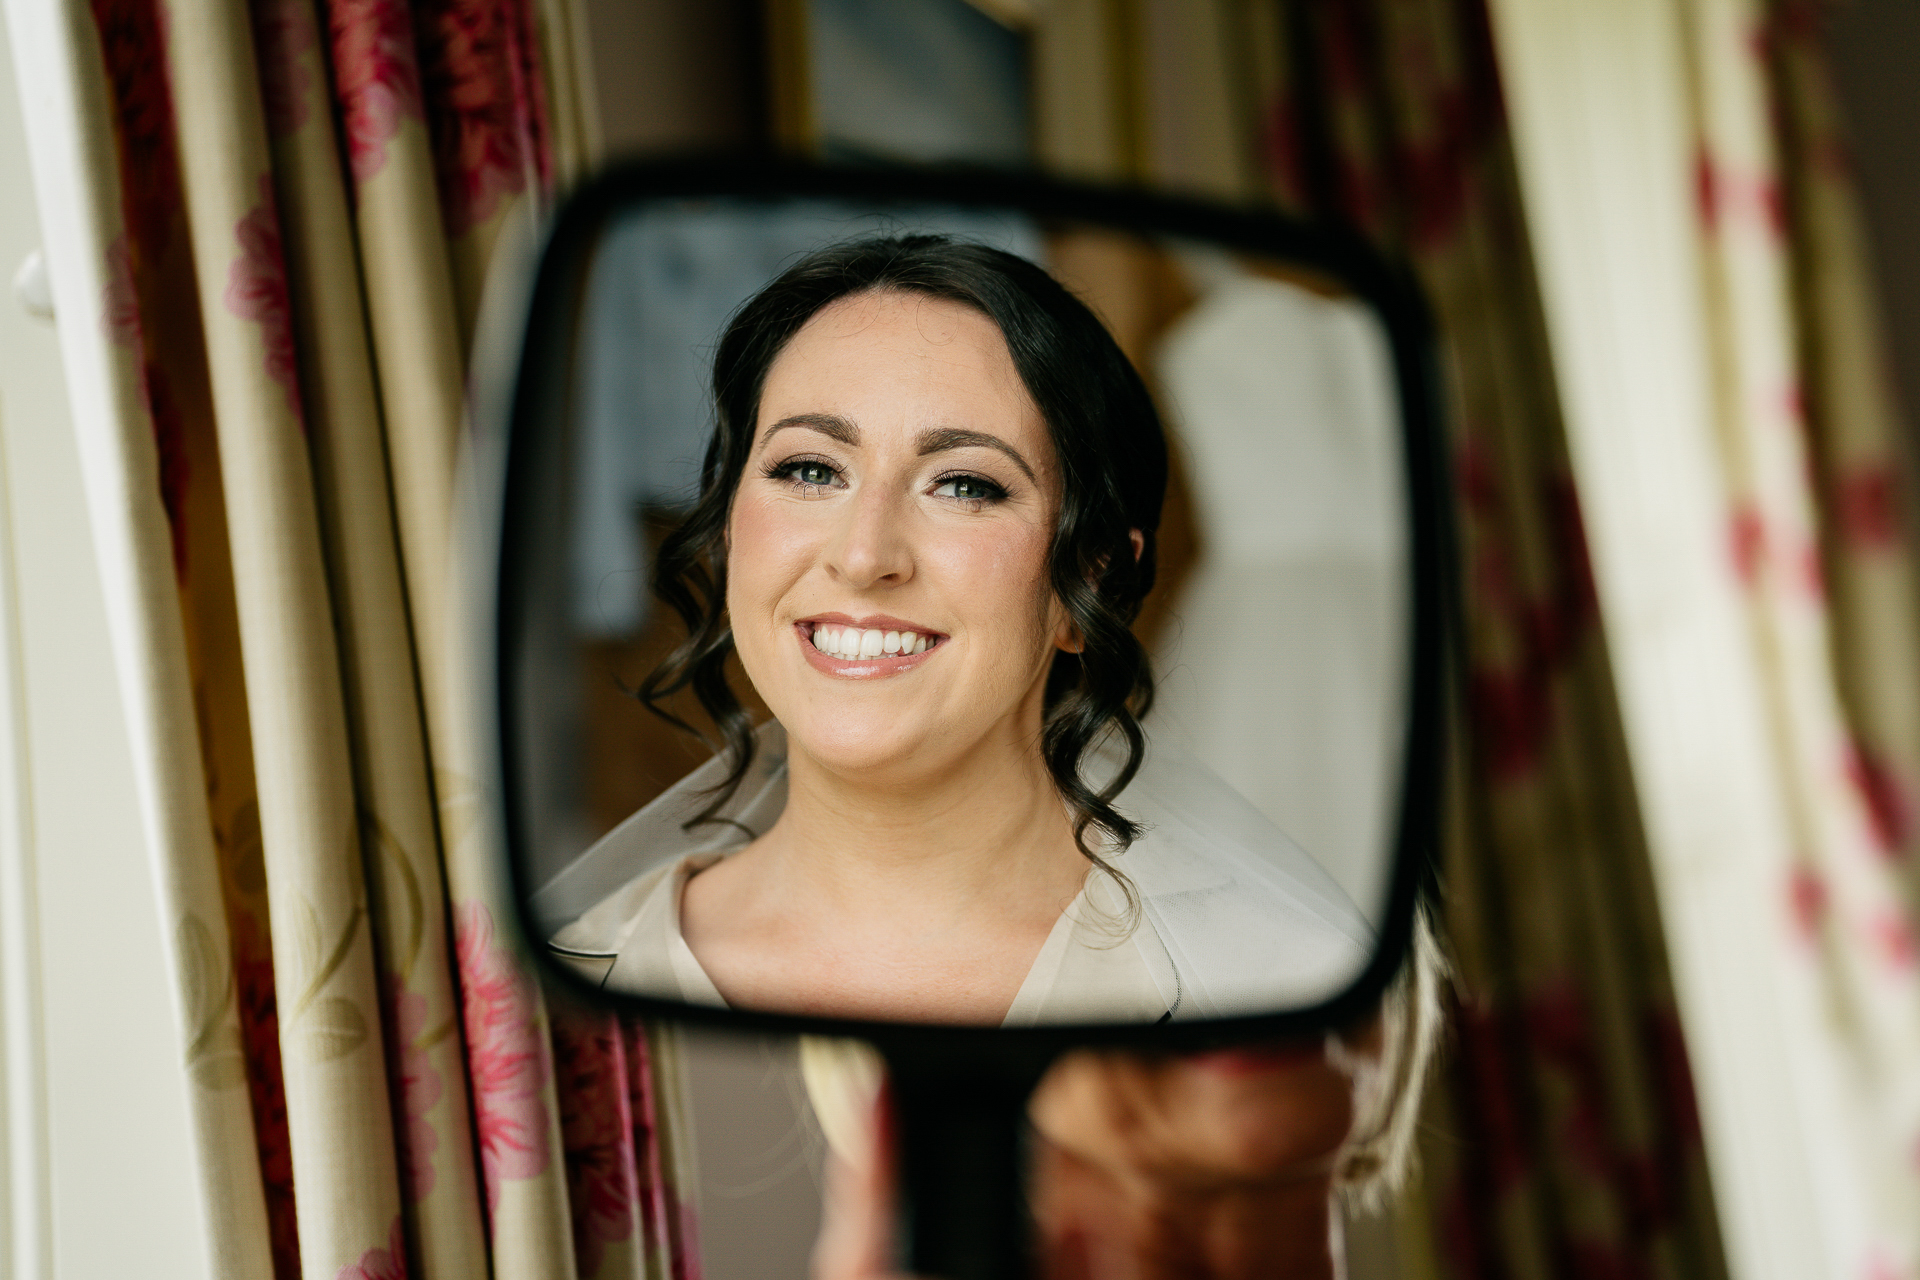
[695,286,1096,1023]
[540,234,1373,1027]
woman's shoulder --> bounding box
[1104,741,1379,1018]
[529,724,790,936]
[1118,824,1374,1017]
[547,853,728,1006]
[546,855,687,985]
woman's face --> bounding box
[726,288,1071,779]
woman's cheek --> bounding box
[726,496,815,622]
[929,522,1058,680]
[932,518,1050,604]
[987,523,1059,643]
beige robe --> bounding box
[548,849,1183,1026]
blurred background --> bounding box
[3,1,1920,1279]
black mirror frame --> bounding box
[489,155,1451,1062]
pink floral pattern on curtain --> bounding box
[454,901,552,1212]
[385,976,444,1202]
[553,1008,641,1278]
[250,0,317,137]
[1262,1,1730,1275]
[413,0,552,237]
[546,1002,704,1280]
[80,0,694,1275]
[336,1219,410,1280]
[329,0,425,182]
[223,182,303,426]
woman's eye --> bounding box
[772,459,841,489]
[933,474,1007,503]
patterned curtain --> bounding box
[18,0,697,1276]
[1033,2,1730,1276]
[1694,0,1920,1269]
[1273,6,1732,1275]
[1030,0,1920,1273]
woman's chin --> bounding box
[783,718,940,781]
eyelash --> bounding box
[763,456,842,493]
[929,471,1009,508]
[762,457,1011,508]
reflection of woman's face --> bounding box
[726,289,1071,778]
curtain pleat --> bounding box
[321,0,468,738]
[622,1021,677,1279]
[20,4,279,1276]
[1681,0,1920,1262]
[1769,16,1920,936]
[1034,2,1730,1275]
[412,0,554,339]
[553,1001,685,1280]
[252,1,493,1274]
[159,0,410,1273]
[1265,4,1731,1274]
[549,1000,705,1280]
[645,1021,701,1278]
[34,0,705,1275]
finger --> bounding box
[813,1080,926,1280]
[1037,1135,1341,1280]
[1031,1044,1354,1189]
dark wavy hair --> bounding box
[640,233,1168,890]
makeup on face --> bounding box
[797,613,944,679]
[723,289,1069,770]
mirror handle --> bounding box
[882,1041,1056,1280]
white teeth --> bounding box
[811,625,934,659]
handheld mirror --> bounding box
[486,158,1446,1276]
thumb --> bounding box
[813,1080,930,1280]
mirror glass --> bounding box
[503,190,1411,1028]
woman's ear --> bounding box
[1056,532,1144,654]
[1053,606,1084,654]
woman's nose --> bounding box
[825,485,913,589]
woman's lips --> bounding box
[795,618,944,679]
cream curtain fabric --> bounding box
[1466,0,1920,1272]
[1037,0,1920,1271]
[9,0,696,1277]
[1033,2,1728,1276]
[1685,1,1920,1268]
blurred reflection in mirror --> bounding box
[1146,245,1404,926]
[511,200,1408,1027]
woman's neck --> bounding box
[775,732,1086,918]
[679,725,1093,1023]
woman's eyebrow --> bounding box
[916,427,1037,485]
[758,412,859,449]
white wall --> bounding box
[0,8,208,1278]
